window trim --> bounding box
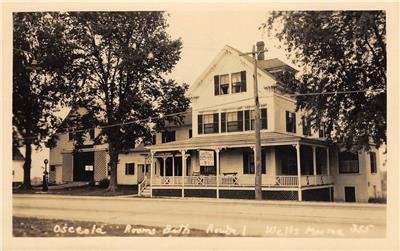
[286,111,296,133]
[338,151,360,174]
[125,163,135,175]
[198,113,219,134]
[231,71,246,93]
[161,130,176,143]
[302,117,312,136]
[218,74,230,95]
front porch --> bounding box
[152,174,332,188]
[145,132,334,201]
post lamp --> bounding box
[42,159,49,192]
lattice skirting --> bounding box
[152,188,300,201]
[302,187,333,202]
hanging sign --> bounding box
[199,150,214,166]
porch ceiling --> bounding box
[149,132,327,151]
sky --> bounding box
[166,10,287,85]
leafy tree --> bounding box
[263,11,386,151]
[65,12,190,192]
[13,12,78,189]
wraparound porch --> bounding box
[152,174,333,187]
[145,132,333,201]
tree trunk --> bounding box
[106,143,119,192]
[21,143,32,190]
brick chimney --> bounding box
[256,41,265,60]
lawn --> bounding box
[13,217,224,237]
[13,185,138,197]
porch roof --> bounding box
[149,132,327,151]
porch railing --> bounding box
[152,175,333,187]
[138,176,148,196]
[300,174,333,186]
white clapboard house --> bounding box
[145,45,383,203]
[49,44,383,203]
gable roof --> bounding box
[258,58,297,73]
[189,45,296,96]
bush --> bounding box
[368,197,387,204]
[98,178,110,188]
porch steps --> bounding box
[139,186,151,197]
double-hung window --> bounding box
[125,163,135,175]
[339,151,359,174]
[244,109,267,131]
[319,123,327,138]
[286,111,296,133]
[221,111,243,132]
[214,74,230,95]
[161,131,176,143]
[198,113,219,134]
[302,117,312,136]
[231,71,247,93]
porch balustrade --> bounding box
[152,175,332,187]
[300,174,333,186]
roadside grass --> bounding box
[13,217,224,237]
[12,185,137,197]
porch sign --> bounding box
[199,150,214,166]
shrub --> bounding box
[98,178,110,188]
[368,197,387,204]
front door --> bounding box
[344,186,356,202]
[73,152,94,181]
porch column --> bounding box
[326,147,330,175]
[296,143,302,201]
[181,149,186,198]
[163,156,167,177]
[150,151,155,198]
[312,146,317,175]
[215,148,220,199]
[172,154,175,185]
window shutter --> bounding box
[214,75,220,95]
[241,71,246,92]
[243,152,248,174]
[198,115,203,134]
[213,113,219,133]
[285,111,290,132]
[245,110,250,131]
[221,112,226,133]
[261,108,267,129]
[237,111,244,131]
[293,113,296,133]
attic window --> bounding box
[231,71,247,93]
[214,74,229,95]
[219,74,229,94]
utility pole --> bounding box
[240,41,267,200]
